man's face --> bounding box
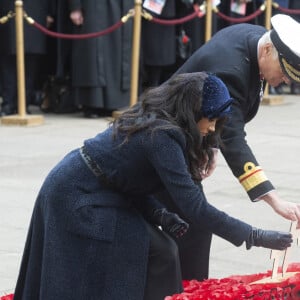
[259,43,291,87]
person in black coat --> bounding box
[141,0,177,88]
[289,0,300,10]
[13,72,292,300]
[41,0,72,80]
[0,0,50,116]
[68,0,133,118]
[157,14,300,281]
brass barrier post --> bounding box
[261,0,284,105]
[15,0,26,118]
[1,0,44,125]
[264,0,272,30]
[205,0,213,42]
[129,0,142,107]
[112,0,142,119]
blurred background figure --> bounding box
[38,0,77,114]
[141,0,205,90]
[217,0,264,31]
[0,0,51,116]
[141,0,177,89]
[169,0,205,81]
[69,0,133,118]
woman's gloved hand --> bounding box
[150,208,189,239]
[246,228,293,250]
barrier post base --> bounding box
[261,95,284,106]
[1,114,44,126]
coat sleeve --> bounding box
[220,104,274,201]
[133,195,165,217]
[144,129,252,247]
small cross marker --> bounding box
[270,221,300,279]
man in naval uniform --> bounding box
[159,14,300,281]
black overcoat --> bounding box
[289,1,300,11]
[69,0,133,109]
[0,0,49,55]
[175,23,273,200]
[141,0,176,66]
[47,0,73,77]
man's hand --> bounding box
[260,191,300,228]
[46,16,54,28]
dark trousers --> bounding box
[144,222,183,300]
[156,188,212,281]
[176,222,212,280]
[0,54,41,112]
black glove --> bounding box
[246,228,293,250]
[150,208,189,239]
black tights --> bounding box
[156,188,212,281]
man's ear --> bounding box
[262,43,273,57]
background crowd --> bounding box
[0,0,299,118]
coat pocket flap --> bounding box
[67,205,117,241]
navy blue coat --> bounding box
[14,123,252,300]
[175,23,273,200]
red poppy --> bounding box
[166,263,300,300]
[0,295,13,300]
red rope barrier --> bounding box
[215,7,264,23]
[31,20,124,39]
[150,9,203,26]
[275,6,300,15]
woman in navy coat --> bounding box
[13,72,292,300]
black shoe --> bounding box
[275,86,284,95]
[0,106,16,117]
[98,108,113,117]
[291,85,300,95]
[83,107,114,118]
[0,103,17,117]
[84,109,100,119]
[269,86,283,95]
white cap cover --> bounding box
[270,14,300,82]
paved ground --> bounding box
[1,96,300,296]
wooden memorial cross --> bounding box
[251,221,300,284]
[271,221,300,279]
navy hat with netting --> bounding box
[201,75,233,119]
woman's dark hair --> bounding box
[113,72,227,181]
